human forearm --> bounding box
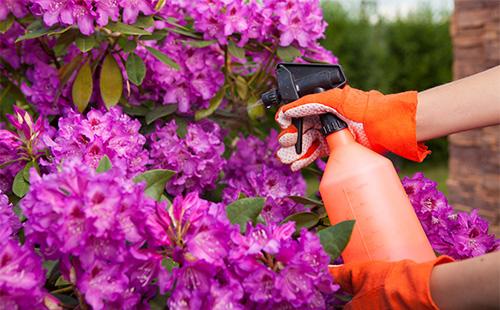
[430,251,500,310]
[417,65,500,141]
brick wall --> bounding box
[448,0,500,235]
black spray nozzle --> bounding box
[261,63,347,154]
[320,113,348,135]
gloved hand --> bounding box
[275,85,430,171]
[329,256,454,310]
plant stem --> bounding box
[51,285,74,294]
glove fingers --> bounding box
[278,117,321,147]
[290,139,323,171]
[277,128,323,165]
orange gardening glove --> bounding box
[275,85,430,171]
[329,256,454,310]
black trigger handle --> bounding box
[293,118,303,154]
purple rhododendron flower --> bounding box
[148,119,225,196]
[32,0,155,34]
[21,61,63,116]
[403,172,499,259]
[223,131,307,223]
[134,36,224,113]
[0,0,27,20]
[0,23,23,69]
[0,231,47,309]
[21,160,164,309]
[0,191,21,237]
[146,193,337,308]
[47,107,148,177]
[120,0,154,24]
[232,223,339,308]
[34,0,96,35]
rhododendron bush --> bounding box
[0,1,497,309]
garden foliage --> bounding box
[0,0,497,309]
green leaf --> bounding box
[55,276,71,287]
[228,41,245,59]
[72,61,93,113]
[96,155,112,173]
[43,260,59,279]
[235,76,248,99]
[117,37,137,52]
[286,195,324,207]
[15,20,49,42]
[185,40,217,48]
[0,14,14,34]
[161,257,178,272]
[145,105,177,125]
[106,22,151,36]
[195,85,226,120]
[51,294,78,307]
[53,29,79,56]
[100,54,123,109]
[48,26,72,36]
[145,46,179,70]
[277,45,302,61]
[301,56,329,64]
[133,16,155,29]
[164,26,201,39]
[12,169,29,198]
[75,35,97,52]
[164,17,191,31]
[175,117,188,138]
[155,0,167,11]
[149,293,167,310]
[139,29,167,41]
[134,169,176,201]
[59,54,83,85]
[247,98,265,120]
[125,53,146,86]
[318,220,355,261]
[122,105,149,116]
[282,212,320,231]
[22,162,34,181]
[226,197,265,233]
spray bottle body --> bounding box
[319,129,436,263]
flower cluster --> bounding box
[148,119,225,196]
[168,0,327,49]
[21,61,62,116]
[29,0,154,35]
[0,191,21,237]
[47,107,148,177]
[0,236,47,309]
[135,36,225,113]
[223,131,307,223]
[20,161,164,309]
[403,172,499,259]
[0,200,46,309]
[146,193,338,308]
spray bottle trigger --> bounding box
[293,117,303,154]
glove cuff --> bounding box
[386,255,455,310]
[364,91,431,162]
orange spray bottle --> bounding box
[262,63,435,263]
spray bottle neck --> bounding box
[325,129,355,150]
[319,113,354,151]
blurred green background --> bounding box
[318,0,452,194]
